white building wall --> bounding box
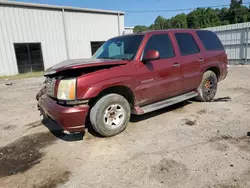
[123,27,134,35]
[0,2,124,76]
[0,6,67,76]
[65,12,124,59]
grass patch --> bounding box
[0,72,44,80]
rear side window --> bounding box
[197,30,224,51]
[175,33,200,56]
[144,34,175,59]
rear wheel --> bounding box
[196,70,218,102]
[90,94,131,137]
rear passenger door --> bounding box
[173,32,203,92]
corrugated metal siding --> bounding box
[65,12,123,59]
[205,22,250,64]
[123,27,134,35]
[0,5,124,76]
[119,15,125,36]
[0,6,67,76]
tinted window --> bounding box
[175,33,200,56]
[144,34,175,59]
[197,30,224,51]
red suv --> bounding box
[37,29,228,137]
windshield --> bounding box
[92,35,144,60]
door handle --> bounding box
[173,63,180,67]
[199,58,204,62]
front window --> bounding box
[92,35,144,60]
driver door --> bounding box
[135,33,182,105]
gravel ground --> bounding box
[0,66,250,188]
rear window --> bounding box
[175,33,200,56]
[197,30,224,51]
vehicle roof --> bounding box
[140,29,204,34]
[111,29,211,40]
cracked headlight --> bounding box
[57,79,76,100]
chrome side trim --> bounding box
[69,125,85,129]
[141,78,154,83]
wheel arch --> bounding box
[205,66,220,80]
[88,85,135,108]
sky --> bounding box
[12,0,242,26]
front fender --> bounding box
[80,77,134,99]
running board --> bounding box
[138,91,198,114]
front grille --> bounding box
[45,78,56,97]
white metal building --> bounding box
[123,27,134,35]
[205,22,250,65]
[0,1,124,76]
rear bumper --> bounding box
[38,95,89,132]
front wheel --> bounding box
[196,70,218,102]
[90,94,131,137]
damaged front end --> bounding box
[36,58,128,133]
[37,59,126,101]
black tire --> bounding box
[90,94,131,137]
[196,70,218,102]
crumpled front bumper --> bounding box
[37,94,89,133]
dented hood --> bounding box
[44,58,128,76]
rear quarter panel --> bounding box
[193,30,228,82]
[200,51,228,82]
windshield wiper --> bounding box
[100,57,131,61]
[101,57,116,59]
[121,58,132,61]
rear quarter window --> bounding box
[196,30,224,51]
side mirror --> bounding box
[142,50,160,62]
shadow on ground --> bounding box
[212,96,232,102]
[41,101,192,141]
[42,119,85,142]
[41,97,230,142]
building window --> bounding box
[14,43,44,73]
[91,41,105,55]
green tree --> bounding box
[187,8,203,28]
[171,13,188,28]
[206,8,221,27]
[154,16,168,29]
[219,7,230,25]
[148,24,155,30]
[229,0,248,23]
[187,8,221,28]
[133,0,250,31]
[133,25,148,33]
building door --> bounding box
[91,41,105,55]
[14,43,44,73]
